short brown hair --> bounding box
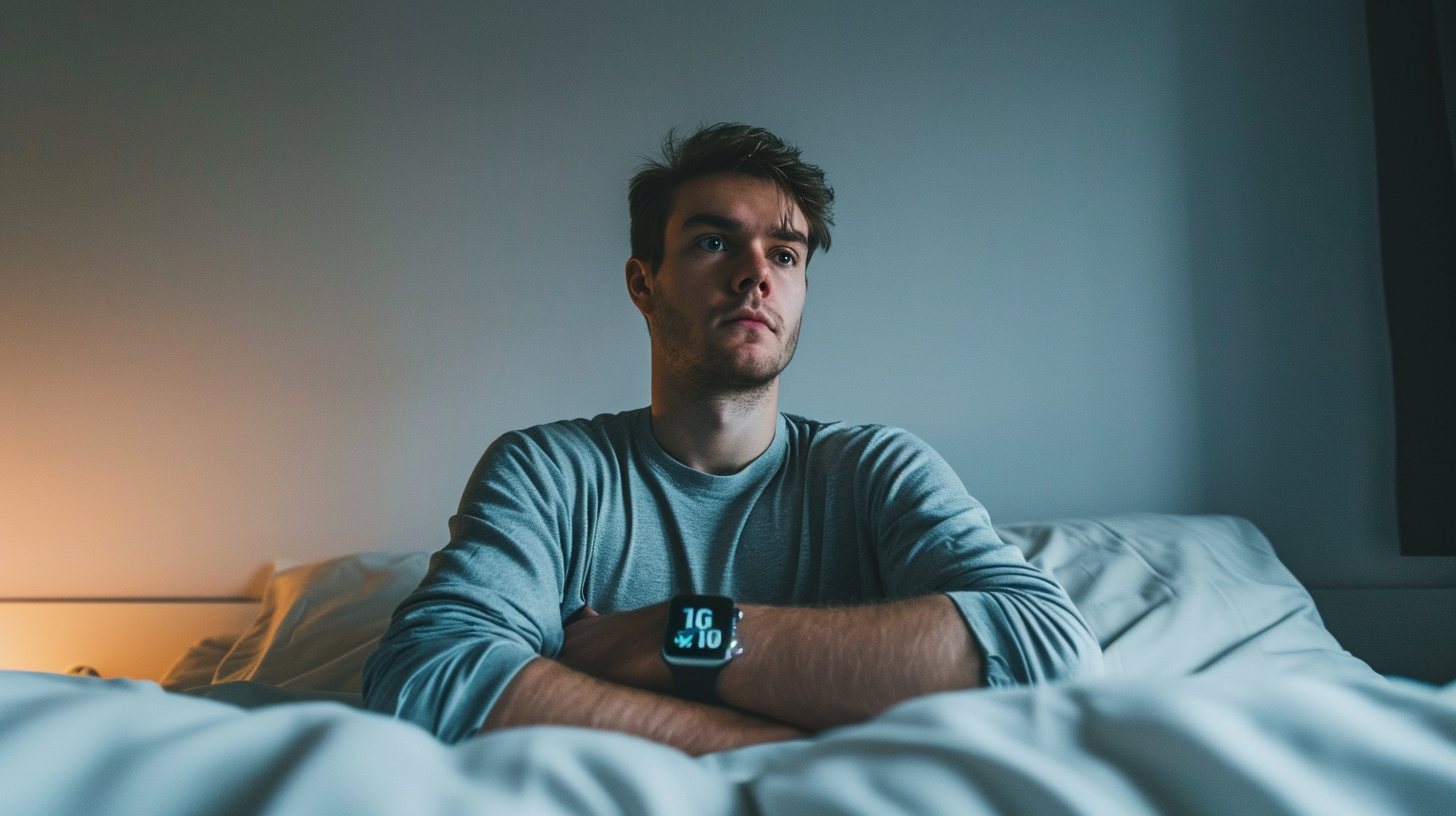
[628,123,834,270]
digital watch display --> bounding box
[660,594,742,702]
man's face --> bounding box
[628,172,809,394]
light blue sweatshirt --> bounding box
[363,408,1102,743]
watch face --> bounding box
[662,595,735,662]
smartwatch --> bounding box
[660,594,743,703]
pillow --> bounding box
[158,635,237,692]
[162,551,430,693]
[162,514,1380,695]
[1000,513,1379,682]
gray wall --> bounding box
[3,1,1452,618]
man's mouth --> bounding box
[724,307,774,331]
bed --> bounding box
[3,514,1454,815]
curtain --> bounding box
[1366,0,1456,556]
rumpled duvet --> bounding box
[3,670,1454,816]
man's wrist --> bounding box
[660,594,743,703]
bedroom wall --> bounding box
[2,0,1451,671]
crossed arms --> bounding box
[481,594,984,756]
[362,424,1103,750]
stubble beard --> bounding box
[652,298,801,404]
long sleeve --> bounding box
[361,431,577,744]
[858,428,1104,687]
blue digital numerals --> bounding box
[675,606,723,650]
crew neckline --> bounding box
[635,407,788,493]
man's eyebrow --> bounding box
[680,213,809,246]
[771,226,809,246]
[680,213,742,232]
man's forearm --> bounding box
[717,594,982,730]
[481,657,806,756]
[558,594,982,732]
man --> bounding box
[362,123,1102,755]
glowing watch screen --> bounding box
[662,595,735,660]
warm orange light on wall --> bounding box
[0,602,259,681]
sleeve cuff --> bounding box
[945,590,1102,687]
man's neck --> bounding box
[649,377,779,476]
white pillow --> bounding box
[1001,513,1378,682]
[162,514,1379,694]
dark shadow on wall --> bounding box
[1174,0,1454,586]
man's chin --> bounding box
[718,358,791,391]
[686,355,787,395]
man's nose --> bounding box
[732,253,772,295]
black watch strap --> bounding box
[669,663,722,703]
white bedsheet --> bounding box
[2,670,1454,816]
[10,514,1412,815]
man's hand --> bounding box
[557,603,674,691]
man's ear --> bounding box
[625,257,654,319]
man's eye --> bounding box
[774,251,796,266]
[698,236,725,252]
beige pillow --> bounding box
[164,551,429,693]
